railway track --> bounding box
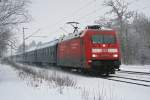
[107,77,150,87]
[118,70,150,75]
[106,71,150,87]
[110,75,150,82]
[58,67,150,88]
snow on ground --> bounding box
[120,65,150,73]
[0,62,150,100]
[0,63,81,100]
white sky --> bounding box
[16,0,150,45]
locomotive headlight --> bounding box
[88,60,92,63]
[113,54,118,58]
[108,49,118,53]
[92,54,97,57]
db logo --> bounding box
[102,49,108,52]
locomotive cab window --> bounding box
[92,34,116,44]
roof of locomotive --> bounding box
[58,30,83,42]
[58,28,115,42]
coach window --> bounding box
[52,52,53,57]
[46,48,48,56]
[48,48,50,56]
[34,51,35,56]
[39,50,41,56]
[45,48,47,56]
[44,49,46,56]
[47,48,48,56]
[49,48,51,56]
[43,49,46,56]
[42,49,44,56]
[51,51,53,57]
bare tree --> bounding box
[94,16,114,28]
[0,0,31,57]
[0,29,10,57]
[101,0,134,64]
[28,40,36,49]
[132,13,150,64]
[0,0,30,27]
[16,43,28,54]
[95,0,150,65]
[103,0,134,28]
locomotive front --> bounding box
[84,28,121,75]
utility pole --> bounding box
[23,27,27,54]
[22,27,28,60]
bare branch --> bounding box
[0,0,31,57]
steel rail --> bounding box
[118,70,150,75]
[107,78,150,87]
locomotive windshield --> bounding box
[92,34,116,43]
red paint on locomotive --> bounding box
[57,28,121,74]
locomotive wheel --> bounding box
[103,71,109,77]
[110,68,115,74]
[115,66,120,71]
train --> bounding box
[11,25,121,76]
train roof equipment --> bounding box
[85,25,102,30]
[66,22,80,33]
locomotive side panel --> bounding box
[84,32,93,69]
[57,37,85,68]
[68,38,84,68]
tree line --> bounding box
[0,0,30,57]
[95,0,150,65]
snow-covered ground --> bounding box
[121,65,150,73]
[0,63,150,100]
[0,63,81,100]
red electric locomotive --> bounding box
[57,25,121,75]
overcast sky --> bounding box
[17,0,150,45]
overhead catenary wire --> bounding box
[76,7,106,21]
[47,0,133,35]
[127,0,150,12]
[47,0,150,36]
[72,0,149,25]
[45,0,96,31]
[47,0,116,34]
[65,0,138,26]
[44,0,101,37]
[139,5,150,10]
[128,0,140,5]
[77,0,149,24]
